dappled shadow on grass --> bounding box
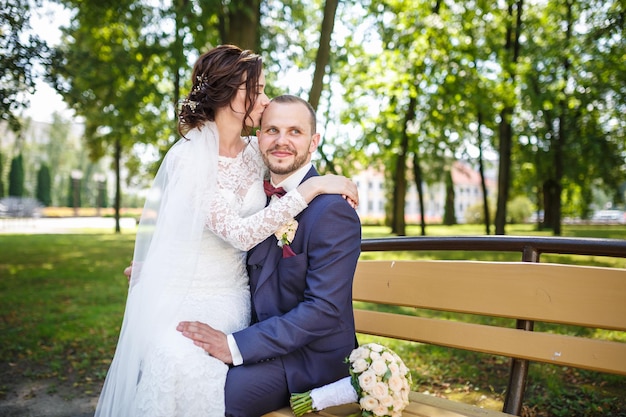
[0,234,135,398]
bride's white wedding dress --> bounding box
[95,123,307,417]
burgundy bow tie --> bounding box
[264,180,287,198]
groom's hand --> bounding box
[177,321,233,364]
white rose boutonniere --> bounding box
[275,219,298,258]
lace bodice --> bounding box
[205,137,307,251]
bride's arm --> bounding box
[205,175,359,251]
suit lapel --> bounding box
[250,166,319,295]
[249,237,282,296]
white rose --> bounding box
[358,370,377,392]
[371,358,388,376]
[369,351,381,361]
[359,395,378,411]
[381,351,395,362]
[371,381,389,400]
[350,346,369,362]
[274,219,298,247]
[393,396,408,411]
[368,343,384,353]
[352,358,369,374]
[401,388,410,402]
[387,362,400,376]
[388,375,404,393]
[373,404,388,416]
[399,362,409,376]
[402,378,411,391]
[379,394,394,408]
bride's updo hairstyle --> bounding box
[178,44,263,136]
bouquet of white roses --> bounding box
[290,343,411,417]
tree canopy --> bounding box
[2,0,624,235]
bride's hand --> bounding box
[297,175,359,208]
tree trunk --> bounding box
[413,153,426,236]
[222,0,261,51]
[495,0,524,235]
[542,179,558,229]
[173,0,189,122]
[309,0,339,111]
[477,112,491,234]
[495,108,512,234]
[114,138,121,233]
[552,1,574,237]
[443,169,456,225]
[391,96,417,236]
[392,153,407,236]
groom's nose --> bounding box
[274,131,288,144]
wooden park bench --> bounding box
[266,235,626,417]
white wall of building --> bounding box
[354,161,496,224]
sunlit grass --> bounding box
[0,233,134,396]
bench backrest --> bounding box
[353,260,626,375]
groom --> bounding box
[177,94,362,416]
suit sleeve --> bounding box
[233,196,361,363]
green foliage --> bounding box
[506,195,534,224]
[333,0,625,235]
[36,164,52,206]
[8,153,24,197]
[0,0,49,132]
[465,197,497,225]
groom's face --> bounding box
[257,101,320,182]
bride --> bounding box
[94,44,358,417]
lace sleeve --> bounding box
[205,190,307,251]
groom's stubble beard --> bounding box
[262,144,310,176]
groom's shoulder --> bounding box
[306,193,360,222]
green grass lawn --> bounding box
[0,224,624,415]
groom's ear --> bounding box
[309,132,321,153]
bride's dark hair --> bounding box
[178,44,263,136]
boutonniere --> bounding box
[275,219,298,258]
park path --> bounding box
[0,378,97,417]
[0,217,136,234]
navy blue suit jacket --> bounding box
[233,166,361,393]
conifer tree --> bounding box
[36,164,52,206]
[8,154,24,197]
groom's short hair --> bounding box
[269,95,317,134]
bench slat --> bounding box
[353,261,626,330]
[407,392,515,416]
[264,392,516,417]
[355,309,626,375]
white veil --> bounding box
[95,122,219,417]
